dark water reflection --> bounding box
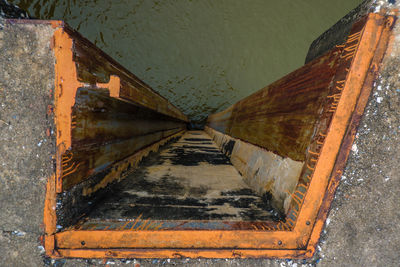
[10,0,362,121]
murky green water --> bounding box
[10,0,362,122]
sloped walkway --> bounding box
[86,131,274,221]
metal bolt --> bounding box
[306,221,310,225]
[81,241,85,246]
[278,241,282,245]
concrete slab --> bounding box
[85,131,275,222]
[0,21,56,266]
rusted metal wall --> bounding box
[206,38,344,212]
[203,14,394,254]
[53,25,188,193]
[63,88,185,190]
[207,47,342,162]
[44,21,189,227]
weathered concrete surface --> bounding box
[0,22,56,266]
[2,2,400,267]
[205,126,303,215]
[85,131,274,222]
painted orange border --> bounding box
[41,14,393,259]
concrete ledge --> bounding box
[0,22,56,266]
[205,126,303,214]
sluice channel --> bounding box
[85,131,277,223]
[0,3,397,259]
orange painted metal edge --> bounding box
[53,26,84,193]
[43,175,57,257]
[305,15,395,255]
[292,13,385,239]
[57,248,308,259]
[55,229,300,250]
[49,14,392,259]
[41,21,66,258]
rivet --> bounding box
[81,241,85,246]
[278,241,282,245]
[306,221,310,225]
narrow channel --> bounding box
[84,131,276,224]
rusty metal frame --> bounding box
[41,14,394,259]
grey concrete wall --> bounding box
[1,1,400,266]
[205,126,304,216]
[0,22,56,266]
[317,13,400,266]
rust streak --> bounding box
[62,162,83,177]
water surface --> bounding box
[10,0,363,121]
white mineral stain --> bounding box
[351,143,358,154]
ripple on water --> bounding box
[8,0,364,122]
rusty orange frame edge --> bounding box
[42,14,394,259]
